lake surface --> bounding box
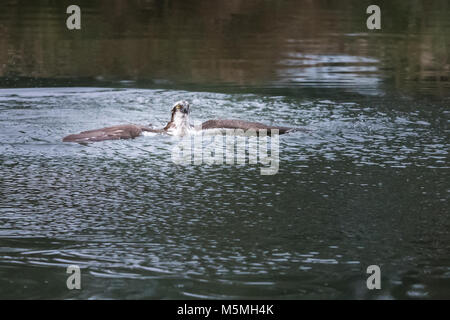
[0,0,449,299]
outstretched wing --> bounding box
[63,124,162,143]
[200,119,304,135]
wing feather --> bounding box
[200,119,305,135]
[62,124,159,143]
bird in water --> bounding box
[62,100,306,143]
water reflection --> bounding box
[0,0,449,95]
[0,0,449,300]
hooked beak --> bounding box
[171,101,190,116]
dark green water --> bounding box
[0,0,449,299]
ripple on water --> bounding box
[0,87,448,299]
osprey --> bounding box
[62,100,305,143]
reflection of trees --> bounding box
[0,0,448,93]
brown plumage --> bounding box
[62,124,162,143]
[200,119,304,135]
[62,100,306,143]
